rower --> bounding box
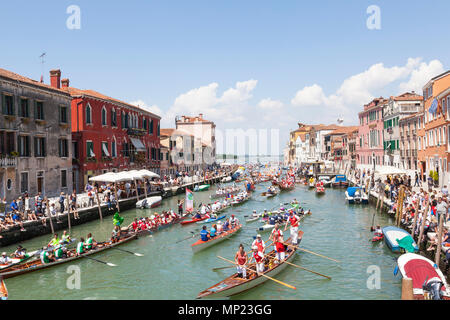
[84,233,96,251]
[223,218,230,232]
[111,226,121,243]
[249,246,265,276]
[269,224,285,264]
[12,245,28,260]
[230,214,239,228]
[200,225,210,242]
[40,249,54,264]
[251,234,266,254]
[194,210,202,219]
[210,224,217,238]
[60,231,71,244]
[284,210,301,245]
[0,252,11,265]
[76,237,85,256]
[234,244,247,279]
[374,225,383,237]
[47,233,60,248]
[216,221,223,234]
[54,245,64,260]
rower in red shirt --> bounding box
[284,210,301,245]
[249,246,265,275]
[269,224,285,263]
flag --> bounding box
[185,188,194,213]
[113,212,124,226]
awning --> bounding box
[130,137,146,151]
[102,143,110,157]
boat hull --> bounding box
[0,279,7,300]
[382,226,419,253]
[191,225,242,253]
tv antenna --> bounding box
[39,52,46,83]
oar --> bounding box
[284,243,340,263]
[212,265,235,272]
[217,256,297,290]
[81,255,117,267]
[174,231,197,244]
[109,247,144,257]
[283,260,331,280]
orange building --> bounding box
[419,70,450,186]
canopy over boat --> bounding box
[334,175,347,183]
[346,187,363,197]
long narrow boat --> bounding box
[196,215,226,224]
[0,234,137,279]
[191,224,242,254]
[131,212,191,235]
[0,278,7,300]
[197,230,304,298]
[181,216,208,225]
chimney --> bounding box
[61,78,70,88]
[50,69,61,89]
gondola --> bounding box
[0,234,138,279]
[197,230,304,298]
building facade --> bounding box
[48,70,161,192]
[357,97,386,168]
[399,112,422,171]
[0,68,73,201]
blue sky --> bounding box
[1,1,449,154]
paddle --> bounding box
[283,243,340,263]
[109,247,144,257]
[174,231,197,244]
[212,265,235,272]
[81,255,117,267]
[283,260,332,280]
[217,255,297,290]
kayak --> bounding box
[196,215,226,224]
[181,216,208,225]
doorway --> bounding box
[37,171,44,194]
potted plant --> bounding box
[432,170,439,187]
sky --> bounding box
[0,0,449,155]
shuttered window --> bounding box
[34,137,46,157]
[35,101,44,120]
[59,139,69,157]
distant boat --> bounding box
[332,175,348,187]
[382,226,419,253]
[136,196,162,209]
[345,187,368,204]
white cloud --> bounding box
[258,98,283,110]
[291,84,327,106]
[129,99,163,117]
[399,60,445,93]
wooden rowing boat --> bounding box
[181,216,208,225]
[0,234,138,279]
[131,213,191,235]
[197,230,304,298]
[191,224,242,254]
[0,278,7,300]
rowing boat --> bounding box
[0,234,137,279]
[197,230,304,298]
[0,278,7,300]
[131,213,191,235]
[181,216,208,225]
[196,215,226,224]
[191,224,242,254]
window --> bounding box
[122,142,129,157]
[18,135,30,157]
[34,137,46,157]
[157,121,160,136]
[101,142,110,157]
[20,172,28,193]
[35,101,44,120]
[59,105,68,123]
[86,141,94,158]
[61,169,67,188]
[86,104,92,124]
[149,119,154,134]
[101,107,107,126]
[112,138,117,157]
[111,108,117,127]
[19,98,29,118]
[59,138,69,157]
[2,94,14,115]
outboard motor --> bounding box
[422,276,444,300]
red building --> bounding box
[48,70,161,192]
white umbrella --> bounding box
[375,166,408,176]
[138,169,160,179]
[89,172,120,183]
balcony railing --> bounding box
[0,155,17,167]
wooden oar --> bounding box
[81,255,117,267]
[174,231,197,244]
[283,260,331,280]
[212,265,235,272]
[283,243,340,263]
[217,256,296,290]
[109,247,144,256]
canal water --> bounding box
[4,182,402,300]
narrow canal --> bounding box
[4,182,402,299]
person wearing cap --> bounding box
[0,252,12,265]
[12,245,28,260]
[284,210,301,245]
[223,218,230,232]
[40,249,54,264]
[200,225,210,242]
[210,224,217,238]
[249,245,265,275]
[230,214,239,228]
[252,234,266,254]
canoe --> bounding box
[397,253,450,300]
[0,234,138,279]
[132,213,191,235]
[181,216,208,225]
[191,224,242,254]
[382,226,419,253]
[136,196,162,209]
[197,215,226,224]
[0,278,7,300]
[197,230,304,298]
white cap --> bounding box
[1,252,6,255]
[256,234,261,238]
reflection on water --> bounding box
[4,182,401,300]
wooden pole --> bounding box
[379,185,385,212]
[418,198,430,246]
[396,186,405,227]
[410,196,420,237]
[114,183,121,212]
[46,199,55,234]
[65,194,71,233]
[143,178,148,199]
[401,277,414,300]
[435,212,445,266]
[95,188,103,221]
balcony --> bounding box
[0,155,17,168]
[127,128,147,136]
